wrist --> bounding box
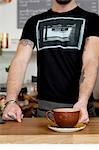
[78,98,88,106]
[4,99,17,108]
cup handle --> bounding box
[46,110,56,124]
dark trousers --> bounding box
[37,100,96,117]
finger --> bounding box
[16,110,22,122]
[21,114,24,120]
[7,114,17,121]
[82,118,89,124]
[78,117,89,124]
[2,116,9,121]
[2,114,12,121]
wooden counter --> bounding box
[0,117,99,144]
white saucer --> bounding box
[48,124,86,132]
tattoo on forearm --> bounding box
[80,69,85,83]
[19,39,34,49]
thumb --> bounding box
[78,110,89,124]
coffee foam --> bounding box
[53,108,79,112]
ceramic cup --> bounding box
[46,108,80,128]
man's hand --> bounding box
[73,101,89,124]
[2,103,23,122]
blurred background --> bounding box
[0,0,99,116]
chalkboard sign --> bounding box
[77,0,99,14]
[17,0,99,29]
[17,0,52,29]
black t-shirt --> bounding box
[20,6,99,104]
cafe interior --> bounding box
[0,0,99,144]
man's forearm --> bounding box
[6,39,34,102]
[6,58,27,102]
[78,61,98,104]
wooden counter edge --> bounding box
[0,134,99,144]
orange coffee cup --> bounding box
[46,108,80,128]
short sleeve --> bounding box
[20,17,37,47]
[86,13,99,37]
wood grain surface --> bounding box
[0,117,99,144]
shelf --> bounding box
[2,44,37,53]
[2,48,16,52]
[0,50,37,60]
[0,51,15,62]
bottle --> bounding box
[26,80,33,95]
[0,40,2,55]
[26,76,38,98]
[32,76,37,92]
[2,33,9,48]
[31,76,38,98]
[0,33,2,55]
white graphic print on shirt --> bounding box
[36,17,86,51]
